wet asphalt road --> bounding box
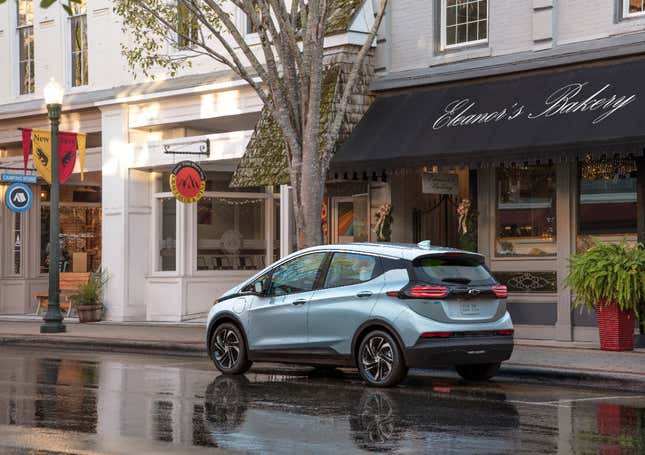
[0,347,644,454]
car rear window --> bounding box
[413,255,495,286]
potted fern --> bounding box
[72,270,109,323]
[565,241,645,351]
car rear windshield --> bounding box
[413,255,495,286]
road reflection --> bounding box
[0,349,644,454]
[202,375,521,453]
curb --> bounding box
[499,364,645,392]
[0,335,208,357]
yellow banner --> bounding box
[77,133,86,181]
[31,129,52,184]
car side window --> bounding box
[323,253,378,289]
[268,253,327,296]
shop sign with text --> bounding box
[422,173,459,195]
[169,161,206,203]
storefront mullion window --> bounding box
[154,194,178,273]
[196,191,268,272]
[11,212,23,275]
[577,155,637,251]
[495,165,557,257]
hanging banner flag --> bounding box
[77,132,86,181]
[21,128,31,175]
[32,129,52,184]
[169,161,206,203]
[58,132,77,184]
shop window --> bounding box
[441,0,488,49]
[496,165,557,257]
[577,156,637,251]
[196,196,266,271]
[157,197,177,272]
[17,0,34,95]
[624,0,645,17]
[69,0,88,87]
[11,213,22,275]
[40,185,102,273]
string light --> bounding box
[201,197,264,206]
[581,155,636,180]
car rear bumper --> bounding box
[404,336,514,368]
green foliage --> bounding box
[71,270,109,307]
[565,241,645,316]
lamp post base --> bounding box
[40,322,66,333]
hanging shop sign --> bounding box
[422,173,459,195]
[169,161,207,203]
[1,173,38,184]
[5,183,33,213]
[22,129,87,183]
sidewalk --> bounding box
[1,317,644,388]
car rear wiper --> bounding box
[441,277,471,284]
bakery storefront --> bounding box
[332,56,645,342]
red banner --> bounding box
[58,132,77,184]
[21,128,31,175]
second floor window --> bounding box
[17,0,34,95]
[70,1,88,87]
[177,1,199,49]
[441,0,488,49]
[625,0,645,17]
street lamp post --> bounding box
[41,78,66,334]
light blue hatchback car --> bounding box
[206,242,514,387]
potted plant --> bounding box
[565,241,645,351]
[72,270,109,323]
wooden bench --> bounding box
[34,272,91,317]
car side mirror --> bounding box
[254,281,264,294]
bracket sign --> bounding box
[163,140,210,156]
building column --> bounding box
[100,104,131,322]
[555,161,575,341]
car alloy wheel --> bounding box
[210,322,252,375]
[213,328,240,369]
[358,330,407,387]
[362,336,394,382]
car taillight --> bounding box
[421,331,453,338]
[408,285,448,299]
[493,285,508,298]
[496,329,514,336]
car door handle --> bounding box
[291,299,307,306]
[356,291,373,298]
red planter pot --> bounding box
[596,304,635,351]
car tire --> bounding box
[357,330,407,387]
[210,322,252,375]
[455,362,501,381]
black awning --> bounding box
[333,57,645,168]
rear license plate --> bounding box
[460,303,481,316]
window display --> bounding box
[577,156,637,251]
[157,197,177,272]
[40,185,102,273]
[196,196,266,270]
[496,165,556,257]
